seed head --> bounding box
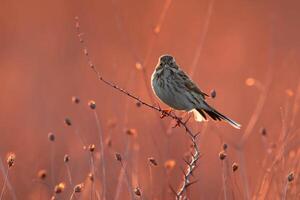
[37,169,47,180]
[148,157,158,166]
[219,151,227,160]
[48,132,55,142]
[245,78,255,86]
[135,62,143,71]
[164,160,176,170]
[115,153,122,162]
[232,162,239,172]
[88,100,96,109]
[260,127,267,136]
[64,154,70,163]
[54,182,66,194]
[72,96,80,104]
[64,118,72,126]
[7,153,16,168]
[134,187,142,196]
[125,128,138,137]
[74,183,84,193]
[88,173,94,182]
[88,144,95,152]
[287,172,294,182]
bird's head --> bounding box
[156,54,178,71]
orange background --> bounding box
[0,0,299,199]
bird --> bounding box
[151,54,241,129]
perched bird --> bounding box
[151,54,241,129]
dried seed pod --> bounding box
[210,89,217,98]
[245,78,255,86]
[74,183,84,193]
[37,169,47,180]
[125,128,138,137]
[88,100,96,109]
[219,151,227,160]
[232,162,239,172]
[64,118,72,126]
[64,154,70,163]
[148,157,158,166]
[134,187,142,196]
[260,127,267,136]
[7,153,16,168]
[72,96,80,104]
[222,143,228,150]
[88,144,95,152]
[48,132,55,142]
[164,160,176,170]
[287,172,294,182]
[88,173,94,182]
[54,182,66,194]
[115,153,122,162]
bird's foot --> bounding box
[160,108,173,119]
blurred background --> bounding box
[0,0,300,199]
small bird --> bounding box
[151,54,241,129]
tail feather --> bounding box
[196,106,241,129]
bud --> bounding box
[88,100,96,109]
[37,169,47,180]
[287,172,294,182]
[7,153,16,168]
[134,187,142,196]
[64,118,72,126]
[74,183,84,193]
[232,162,239,172]
[64,154,70,163]
[115,153,122,162]
[72,96,80,104]
[54,182,66,194]
[210,89,216,98]
[88,144,95,152]
[219,151,227,160]
[48,132,55,142]
[148,157,158,166]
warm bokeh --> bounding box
[0,0,300,199]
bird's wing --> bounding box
[178,69,209,99]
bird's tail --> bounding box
[195,103,241,129]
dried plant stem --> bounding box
[50,143,55,185]
[189,0,215,77]
[75,18,200,199]
[93,111,106,200]
[120,161,134,200]
[0,168,9,200]
[90,152,95,200]
[149,166,153,199]
[235,73,272,200]
[114,140,131,200]
[0,159,16,200]
[65,163,73,186]
[221,161,228,200]
[69,191,75,200]
[281,179,289,200]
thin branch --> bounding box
[74,17,201,199]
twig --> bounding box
[74,17,201,200]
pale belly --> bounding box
[151,74,196,111]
